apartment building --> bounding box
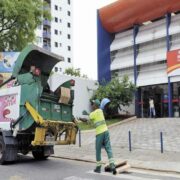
[98,0,180,118]
[35,0,73,73]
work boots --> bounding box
[94,164,116,174]
[94,166,101,173]
[110,163,117,175]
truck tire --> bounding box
[0,136,6,164]
[32,148,49,160]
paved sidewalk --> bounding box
[53,117,180,173]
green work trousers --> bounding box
[96,130,114,166]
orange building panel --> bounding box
[167,49,180,76]
[99,0,180,33]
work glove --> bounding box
[82,110,89,115]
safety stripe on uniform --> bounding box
[96,161,103,166]
[109,158,115,164]
[94,120,106,128]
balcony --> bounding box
[43,45,51,51]
[43,19,51,27]
[43,31,51,39]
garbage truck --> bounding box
[0,44,78,164]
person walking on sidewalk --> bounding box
[89,99,116,174]
[149,97,156,118]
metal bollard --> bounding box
[160,132,163,153]
[79,129,81,147]
[128,131,132,152]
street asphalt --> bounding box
[1,156,180,180]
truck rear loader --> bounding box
[0,44,78,164]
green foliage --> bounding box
[64,67,88,78]
[92,75,136,111]
[0,0,51,51]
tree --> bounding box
[0,0,51,51]
[64,67,88,78]
[92,75,136,114]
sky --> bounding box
[73,0,117,80]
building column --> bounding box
[166,13,173,117]
[97,11,114,84]
[138,88,142,117]
[133,25,139,116]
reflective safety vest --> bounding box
[89,109,108,135]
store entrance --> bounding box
[154,93,162,117]
[141,86,163,118]
[178,86,180,116]
[172,83,180,117]
[140,83,180,118]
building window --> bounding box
[55,5,58,10]
[43,27,47,33]
[68,0,71,5]
[67,58,71,63]
[54,67,62,72]
[68,46,71,51]
[59,31,62,35]
[67,34,71,39]
[59,19,62,23]
[55,17,58,22]
[59,43,62,47]
[55,42,58,47]
[67,11,71,16]
[55,29,58,35]
[59,7,62,11]
[67,22,71,28]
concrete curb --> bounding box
[51,155,180,174]
[80,116,137,134]
[131,165,180,174]
[51,155,97,164]
[108,116,137,129]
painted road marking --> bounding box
[87,170,161,180]
[63,176,94,180]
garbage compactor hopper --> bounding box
[0,44,78,164]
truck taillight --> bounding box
[70,79,75,86]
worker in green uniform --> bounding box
[89,99,116,174]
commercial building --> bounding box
[98,0,180,118]
[35,0,73,73]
